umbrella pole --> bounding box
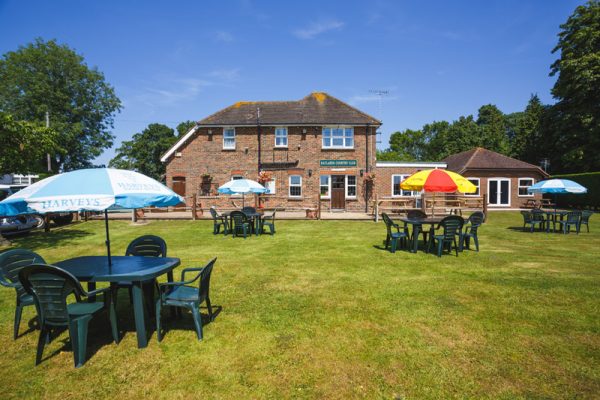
[104,210,112,268]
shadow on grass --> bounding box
[155,305,223,341]
[506,226,549,234]
[6,226,93,251]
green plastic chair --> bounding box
[260,210,276,235]
[209,207,228,234]
[427,215,464,257]
[230,211,251,239]
[19,264,119,368]
[459,211,484,251]
[0,249,46,339]
[521,210,545,232]
[155,257,217,342]
[580,210,593,233]
[381,213,408,253]
[556,211,582,234]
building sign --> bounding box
[320,160,357,167]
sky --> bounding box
[0,0,582,165]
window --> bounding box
[465,178,480,197]
[322,127,354,149]
[320,175,330,198]
[231,175,243,180]
[223,127,235,149]
[392,175,418,197]
[275,127,288,147]
[289,175,302,197]
[265,179,276,194]
[518,178,534,196]
[346,175,356,198]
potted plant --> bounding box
[257,170,273,184]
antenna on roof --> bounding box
[368,89,388,119]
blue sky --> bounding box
[0,0,581,165]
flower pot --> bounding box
[305,208,317,219]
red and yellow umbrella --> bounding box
[400,169,477,193]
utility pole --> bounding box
[45,111,51,172]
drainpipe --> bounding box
[365,124,370,213]
[257,107,262,173]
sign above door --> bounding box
[320,160,357,167]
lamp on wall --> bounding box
[360,169,364,177]
[308,169,313,177]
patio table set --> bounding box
[211,206,276,238]
[0,168,218,368]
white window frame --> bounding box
[518,177,535,197]
[289,175,302,198]
[465,177,480,197]
[345,175,357,199]
[391,174,419,197]
[230,174,243,196]
[322,126,354,149]
[265,179,276,194]
[223,127,236,150]
[275,127,288,148]
[320,175,331,199]
[487,177,511,207]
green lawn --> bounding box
[0,212,599,399]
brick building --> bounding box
[161,92,380,211]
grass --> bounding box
[0,212,599,399]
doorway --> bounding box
[331,175,345,210]
[488,178,510,206]
[172,177,186,208]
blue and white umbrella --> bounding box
[0,168,183,266]
[527,179,587,214]
[218,178,266,207]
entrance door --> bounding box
[331,175,345,210]
[172,177,186,208]
[488,178,510,206]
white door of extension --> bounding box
[488,178,510,207]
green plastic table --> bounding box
[399,216,447,253]
[55,255,180,348]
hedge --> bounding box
[549,172,600,210]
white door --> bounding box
[488,178,510,206]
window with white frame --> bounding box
[265,179,276,194]
[322,127,354,149]
[392,175,418,197]
[518,178,535,196]
[346,175,357,198]
[320,175,330,198]
[466,178,480,196]
[275,127,288,147]
[289,175,302,197]
[231,175,243,180]
[223,127,236,149]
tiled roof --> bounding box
[197,92,381,126]
[443,147,549,176]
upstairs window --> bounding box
[289,175,302,198]
[275,127,288,147]
[223,127,236,149]
[322,127,354,149]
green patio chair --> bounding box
[427,215,464,257]
[0,249,45,339]
[155,257,217,342]
[459,211,484,251]
[521,210,545,232]
[19,264,119,368]
[556,211,582,234]
[580,210,593,233]
[381,213,409,253]
[118,235,167,311]
[209,207,228,234]
[230,211,251,239]
[260,210,276,235]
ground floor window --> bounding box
[392,174,418,197]
[320,175,330,198]
[466,178,480,196]
[518,178,534,196]
[346,175,356,198]
[265,179,276,194]
[289,175,302,197]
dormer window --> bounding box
[322,127,353,149]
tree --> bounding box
[0,112,60,175]
[510,95,546,163]
[548,0,600,172]
[109,123,177,180]
[386,129,427,161]
[176,120,196,137]
[476,104,510,155]
[0,38,121,171]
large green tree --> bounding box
[385,128,427,161]
[176,120,196,137]
[0,112,60,175]
[510,95,546,163]
[476,104,510,155]
[109,123,177,180]
[548,0,600,172]
[0,38,121,171]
